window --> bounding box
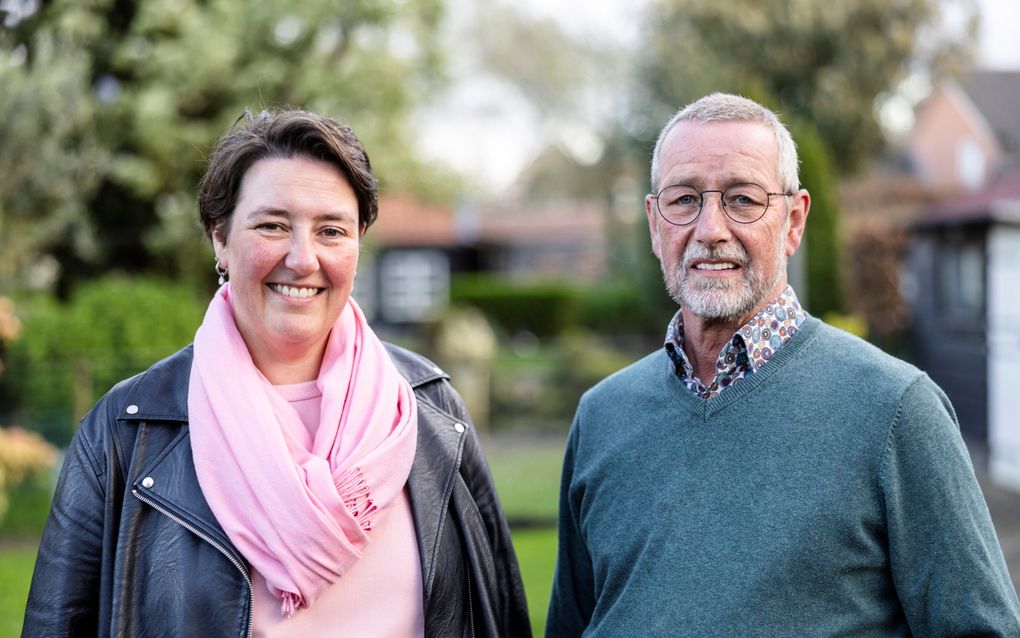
[936,238,984,324]
[379,250,449,323]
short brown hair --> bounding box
[198,109,379,241]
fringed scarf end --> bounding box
[280,591,301,618]
[335,466,377,531]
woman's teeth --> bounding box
[270,284,321,298]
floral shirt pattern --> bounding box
[665,286,806,399]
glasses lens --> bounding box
[657,185,701,224]
[722,183,769,222]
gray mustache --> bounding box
[681,245,748,270]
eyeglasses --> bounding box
[653,183,793,226]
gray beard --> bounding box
[662,240,786,324]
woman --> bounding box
[23,109,531,637]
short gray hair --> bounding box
[649,93,799,194]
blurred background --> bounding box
[1,0,1019,635]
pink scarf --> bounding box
[188,285,417,616]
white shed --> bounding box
[909,171,1020,492]
[988,208,1020,491]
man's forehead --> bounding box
[659,120,779,182]
[662,119,775,151]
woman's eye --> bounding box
[256,222,283,232]
[321,227,345,238]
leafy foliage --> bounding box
[6,277,206,445]
[0,427,56,527]
[451,274,581,338]
[791,119,843,315]
[636,0,978,172]
[1,0,450,292]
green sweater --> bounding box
[547,318,1020,637]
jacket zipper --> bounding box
[465,562,475,638]
[132,489,254,638]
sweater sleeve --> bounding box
[546,410,596,637]
[881,374,1020,636]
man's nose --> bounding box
[692,192,733,245]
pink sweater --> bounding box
[252,382,424,637]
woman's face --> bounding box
[213,156,361,376]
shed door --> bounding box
[989,224,1020,492]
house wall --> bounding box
[988,224,1020,492]
[908,83,1003,193]
[908,230,988,440]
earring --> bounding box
[215,259,228,286]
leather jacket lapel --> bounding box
[132,427,240,559]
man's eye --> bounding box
[677,195,698,206]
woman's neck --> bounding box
[247,338,327,384]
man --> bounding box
[546,93,1020,637]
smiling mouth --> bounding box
[693,262,739,271]
[268,284,324,298]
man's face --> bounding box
[645,120,809,326]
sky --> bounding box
[415,0,1020,193]
[975,0,1020,69]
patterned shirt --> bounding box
[665,286,806,399]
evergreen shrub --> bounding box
[6,277,206,445]
[450,274,580,338]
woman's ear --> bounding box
[212,226,228,267]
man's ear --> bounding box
[784,189,810,257]
[646,194,662,260]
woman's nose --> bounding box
[285,236,319,275]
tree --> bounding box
[0,30,104,294]
[635,0,978,172]
[1,0,449,293]
[791,119,843,316]
[631,0,978,316]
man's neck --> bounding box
[679,310,748,383]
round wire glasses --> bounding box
[653,183,793,226]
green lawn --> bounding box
[483,435,565,524]
[512,526,557,637]
[1,435,568,637]
[0,541,37,638]
[483,434,567,636]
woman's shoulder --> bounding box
[79,345,193,435]
[383,342,448,388]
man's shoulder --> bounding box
[810,320,919,379]
[580,349,669,407]
[794,319,934,407]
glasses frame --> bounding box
[653,183,794,226]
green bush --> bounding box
[791,119,843,316]
[6,277,206,446]
[451,275,580,338]
[488,332,636,433]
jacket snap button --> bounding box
[126,404,139,415]
[141,477,154,488]
[453,422,465,434]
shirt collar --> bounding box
[664,285,806,375]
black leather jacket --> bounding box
[23,343,531,637]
